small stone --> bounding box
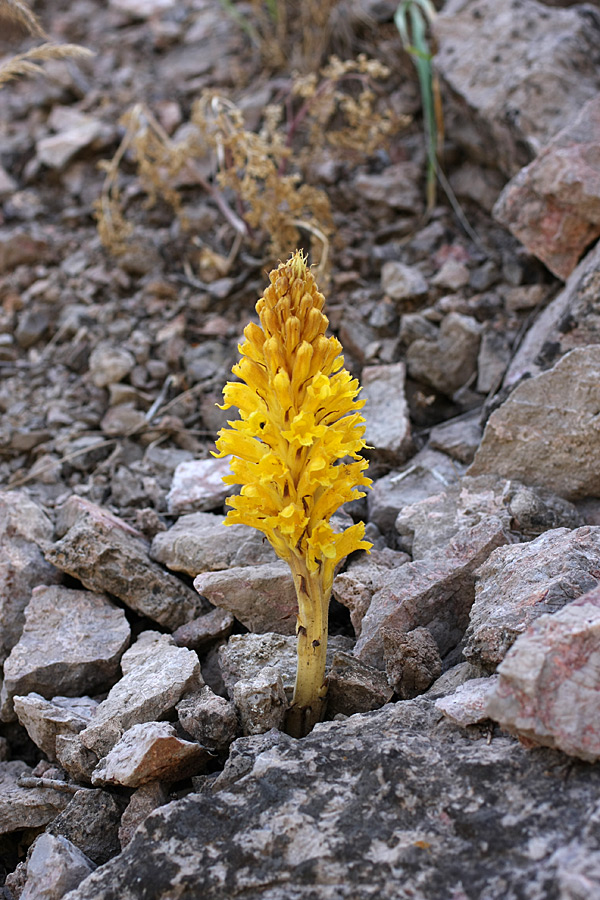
[476,327,512,394]
[406,312,483,398]
[120,631,176,675]
[167,457,234,515]
[361,362,413,465]
[88,343,135,388]
[428,412,482,464]
[435,676,499,727]
[172,608,234,652]
[15,306,52,349]
[332,548,411,638]
[19,834,95,900]
[0,585,130,721]
[0,231,50,272]
[55,734,99,784]
[326,651,393,717]
[91,722,209,788]
[431,259,470,290]
[383,626,443,699]
[0,761,70,834]
[119,783,170,849]
[381,260,428,302]
[46,789,125,865]
[354,162,423,212]
[100,404,148,437]
[13,694,98,761]
[232,666,288,736]
[177,686,239,751]
[194,562,298,635]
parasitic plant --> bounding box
[214,251,371,737]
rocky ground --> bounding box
[1,0,600,897]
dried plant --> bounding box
[214,251,371,737]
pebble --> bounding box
[166,457,234,515]
[232,666,288,736]
[381,260,429,302]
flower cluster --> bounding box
[214,251,371,587]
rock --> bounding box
[395,474,580,559]
[88,343,136,388]
[326,651,393,716]
[59,698,600,900]
[380,260,428,302]
[504,240,600,387]
[19,834,95,900]
[232,667,288,736]
[55,734,99,785]
[435,676,499,727]
[0,585,130,721]
[464,526,600,671]
[118,783,170,849]
[78,643,202,758]
[166,458,233,515]
[150,511,277,577]
[209,729,293,794]
[493,95,600,280]
[0,231,50,272]
[13,694,98,761]
[0,490,61,665]
[194,562,298,635]
[218,633,354,702]
[0,761,70,834]
[383,626,443,699]
[177,686,239,751]
[406,312,483,398]
[353,162,423,212]
[46,789,125,865]
[120,631,176,675]
[109,0,177,17]
[37,118,104,171]
[468,347,600,500]
[367,447,467,535]
[428,411,482,464]
[354,517,511,669]
[476,326,512,394]
[91,722,210,788]
[332,548,410,637]
[434,0,600,176]
[46,497,203,629]
[172,608,235,652]
[361,362,413,465]
[486,587,600,761]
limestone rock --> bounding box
[46,496,203,629]
[119,630,176,675]
[434,0,600,175]
[91,722,210,787]
[177,687,239,751]
[326,651,393,716]
[55,734,99,785]
[428,411,482,464]
[380,260,428,302]
[118,783,170,849]
[194,562,298,635]
[0,761,70,834]
[361,362,413,465]
[166,457,233,515]
[354,162,423,213]
[486,588,600,761]
[78,643,202,758]
[332,548,410,638]
[493,95,600,280]
[88,343,136,388]
[468,347,600,500]
[464,526,600,671]
[172,608,234,652]
[150,511,276,577]
[232,667,288,736]
[0,490,61,665]
[46,788,125,865]
[13,694,98,761]
[19,834,95,900]
[435,676,499,727]
[383,626,443,699]
[0,585,130,721]
[406,312,483,398]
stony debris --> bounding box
[177,687,239,751]
[361,362,413,465]
[406,311,483,398]
[332,548,410,638]
[194,562,298,635]
[380,260,428,303]
[0,761,70,834]
[232,667,288,736]
[435,676,498,728]
[486,587,600,761]
[468,347,600,500]
[46,497,203,629]
[18,833,96,900]
[0,490,61,665]
[13,694,98,761]
[150,512,277,577]
[428,411,482,464]
[464,526,600,671]
[91,722,210,788]
[172,608,234,652]
[0,585,130,721]
[166,458,233,515]
[88,343,136,388]
[326,651,393,717]
[55,734,99,785]
[494,95,600,280]
[78,643,202,759]
[118,783,170,850]
[46,788,125,865]
[383,626,443,699]
[119,631,176,675]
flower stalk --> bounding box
[214,251,371,737]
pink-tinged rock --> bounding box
[172,608,234,652]
[384,626,442,699]
[354,518,511,669]
[167,457,233,514]
[468,347,600,501]
[333,548,410,638]
[18,834,95,900]
[485,587,600,761]
[119,782,170,849]
[0,761,70,834]
[0,231,50,273]
[361,362,413,465]
[435,676,499,727]
[494,96,600,279]
[464,526,600,671]
[46,496,203,629]
[91,722,209,788]
[406,312,483,398]
[232,666,288,736]
[13,694,98,761]
[194,562,298,635]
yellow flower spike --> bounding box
[213,250,372,738]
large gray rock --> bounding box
[19,833,95,900]
[486,586,600,761]
[46,788,125,865]
[59,698,600,900]
[13,694,98,761]
[332,548,411,638]
[468,347,600,500]
[361,362,413,465]
[465,526,600,671]
[0,490,61,664]
[406,312,483,398]
[150,512,277,577]
[0,586,130,721]
[493,95,600,280]
[0,761,70,834]
[434,0,600,176]
[46,497,203,629]
[354,518,511,669]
